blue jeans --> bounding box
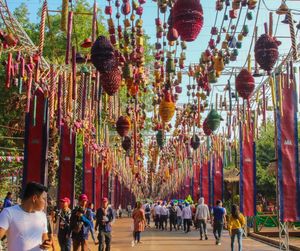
[231,228,243,251]
[134,231,141,242]
[58,232,71,251]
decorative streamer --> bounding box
[72,46,77,100]
[212,152,223,204]
[239,123,256,216]
[57,122,76,207]
[5,53,12,89]
[287,11,298,61]
[65,11,73,65]
[200,158,210,206]
[61,0,68,32]
[38,0,47,56]
[83,144,94,204]
[23,88,49,189]
[276,74,300,222]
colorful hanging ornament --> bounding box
[190,135,200,150]
[116,116,131,137]
[203,118,212,136]
[156,130,165,148]
[235,69,255,99]
[172,0,204,42]
[206,109,222,131]
[254,34,280,73]
[91,36,117,73]
[159,91,176,123]
[122,136,132,151]
[100,66,121,96]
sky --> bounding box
[7,0,300,133]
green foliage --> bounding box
[255,121,276,199]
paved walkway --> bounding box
[88,218,278,251]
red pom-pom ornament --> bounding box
[116,116,131,137]
[172,0,204,42]
[100,67,121,96]
[235,69,255,99]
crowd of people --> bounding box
[0,182,246,251]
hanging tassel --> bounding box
[26,73,33,113]
[278,74,283,117]
[72,46,77,100]
[92,0,97,42]
[67,72,73,114]
[269,76,276,108]
[65,11,73,65]
[57,74,62,130]
[38,0,47,56]
[34,58,40,84]
[287,11,298,61]
[49,65,55,120]
[61,0,69,32]
[262,84,266,128]
[82,74,87,120]
[5,53,12,89]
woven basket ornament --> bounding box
[116,116,131,137]
[91,36,117,73]
[159,92,176,123]
[235,69,255,99]
[173,0,204,42]
[206,109,222,132]
[254,34,280,73]
[100,67,121,96]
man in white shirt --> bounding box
[159,202,169,230]
[0,182,51,251]
[154,202,161,229]
[176,204,183,230]
[195,197,210,240]
[182,202,192,233]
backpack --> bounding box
[145,205,150,213]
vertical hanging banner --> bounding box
[193,163,200,203]
[239,123,256,216]
[94,162,102,209]
[276,74,300,222]
[83,146,94,204]
[23,88,49,188]
[102,169,109,199]
[57,123,76,207]
[212,153,223,204]
[200,159,210,206]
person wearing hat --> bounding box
[182,202,192,233]
[70,194,93,251]
[95,197,114,251]
[57,197,72,251]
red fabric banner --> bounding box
[83,146,93,204]
[193,164,200,202]
[240,124,256,217]
[102,170,109,199]
[23,88,49,188]
[213,154,223,203]
[94,162,102,209]
[57,123,76,207]
[201,160,210,206]
[277,74,299,222]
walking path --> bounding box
[88,218,278,251]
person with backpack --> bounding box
[57,197,72,251]
[228,204,246,251]
[195,197,210,240]
[144,203,151,227]
[169,202,177,231]
[211,200,227,246]
[70,194,94,251]
[95,197,115,251]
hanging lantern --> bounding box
[206,109,222,131]
[190,135,200,150]
[122,136,132,151]
[203,118,212,136]
[91,36,117,73]
[116,116,131,137]
[172,0,204,42]
[100,66,121,96]
[159,92,176,123]
[167,27,179,42]
[254,34,280,73]
[156,130,165,148]
[236,69,255,99]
